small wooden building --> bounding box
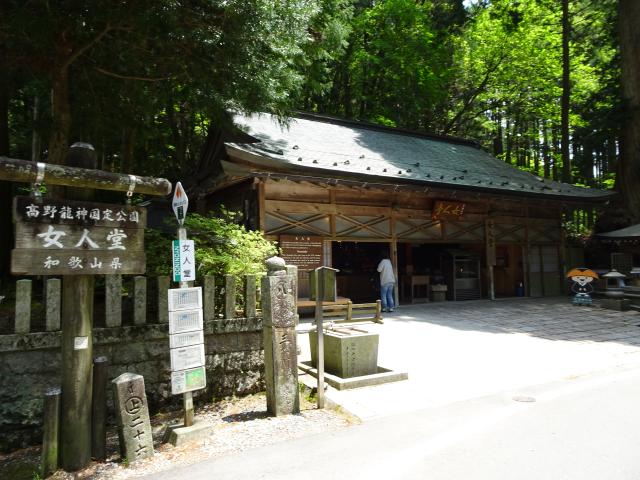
[194,113,613,304]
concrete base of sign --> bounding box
[164,421,212,446]
[601,298,630,311]
[298,361,408,390]
[309,327,379,378]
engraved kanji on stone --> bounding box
[89,208,101,220]
[110,257,123,270]
[129,211,139,223]
[102,209,114,221]
[116,210,128,222]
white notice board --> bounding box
[168,308,203,335]
[170,344,205,371]
[168,287,202,311]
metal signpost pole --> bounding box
[314,267,325,409]
[171,181,199,427]
[177,224,194,426]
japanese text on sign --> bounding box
[431,200,466,221]
[11,196,146,275]
[172,239,196,282]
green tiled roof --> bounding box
[224,113,614,202]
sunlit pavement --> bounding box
[298,297,640,419]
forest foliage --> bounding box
[0,0,635,228]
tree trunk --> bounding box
[542,121,550,179]
[48,67,72,167]
[561,0,572,183]
[0,82,12,281]
[617,0,640,222]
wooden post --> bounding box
[315,268,325,409]
[42,386,61,477]
[15,278,31,334]
[0,156,171,196]
[60,143,96,471]
[244,274,257,318]
[224,274,236,320]
[91,356,108,461]
[204,275,216,322]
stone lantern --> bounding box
[602,269,626,297]
[630,267,640,287]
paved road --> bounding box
[148,365,640,480]
[303,297,640,419]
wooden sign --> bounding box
[11,196,146,275]
[431,201,466,221]
[280,235,324,270]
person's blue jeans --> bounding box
[381,282,395,311]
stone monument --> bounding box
[261,256,300,416]
[111,373,154,462]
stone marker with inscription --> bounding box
[261,256,300,416]
[112,373,154,462]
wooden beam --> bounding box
[0,156,171,196]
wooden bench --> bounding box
[321,300,383,325]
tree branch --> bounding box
[94,66,171,82]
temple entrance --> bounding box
[331,241,389,303]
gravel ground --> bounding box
[0,389,357,480]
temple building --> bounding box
[194,113,614,304]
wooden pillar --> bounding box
[60,143,96,471]
[258,179,266,232]
[91,356,108,461]
[42,387,61,477]
[485,219,496,301]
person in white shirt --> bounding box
[377,255,396,312]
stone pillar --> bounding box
[133,276,147,325]
[105,275,122,327]
[45,278,61,331]
[224,274,236,319]
[15,279,31,334]
[244,274,257,318]
[204,275,215,322]
[111,373,154,462]
[261,257,299,416]
[157,276,170,324]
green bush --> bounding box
[145,210,278,280]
